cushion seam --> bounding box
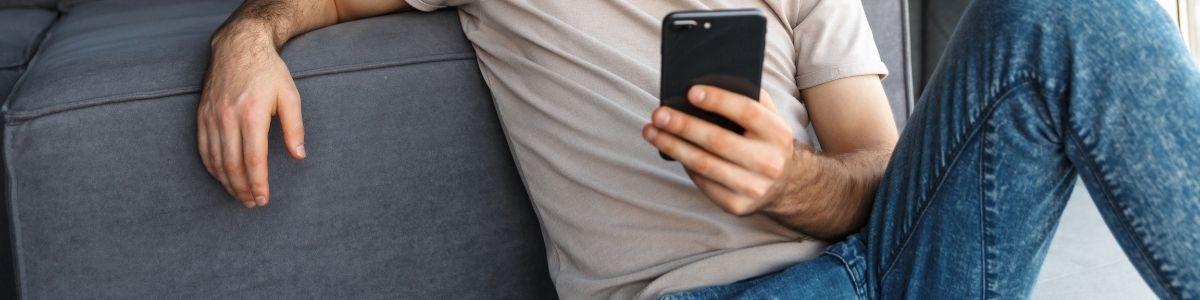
[3,53,476,124]
[0,11,58,68]
[2,10,60,104]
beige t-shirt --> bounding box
[405,0,888,299]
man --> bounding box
[197,0,1199,299]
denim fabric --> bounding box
[661,0,1200,299]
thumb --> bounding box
[277,85,306,160]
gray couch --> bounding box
[0,0,912,298]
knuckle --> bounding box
[659,132,680,149]
[286,121,305,132]
[672,114,692,133]
[240,112,259,125]
[705,134,730,153]
[761,161,784,179]
[689,156,712,174]
[744,184,768,200]
[286,91,302,103]
[776,123,794,137]
[217,105,237,120]
[244,156,264,169]
[739,105,761,122]
[222,160,241,174]
[726,201,754,217]
[776,135,794,147]
[650,132,669,148]
[760,153,786,178]
[774,126,795,142]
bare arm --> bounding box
[643,75,897,241]
[215,0,411,47]
[199,0,411,208]
[761,76,898,240]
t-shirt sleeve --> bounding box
[792,0,889,89]
[405,0,476,12]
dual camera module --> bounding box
[672,20,713,31]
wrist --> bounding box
[211,19,281,51]
[760,143,821,217]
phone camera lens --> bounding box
[673,20,698,31]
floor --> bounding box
[1031,178,1156,299]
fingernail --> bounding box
[242,201,255,208]
[296,144,306,158]
[654,109,671,127]
[255,196,267,206]
[689,87,706,103]
[645,127,658,140]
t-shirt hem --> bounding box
[795,61,889,90]
[405,0,445,12]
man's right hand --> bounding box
[198,27,306,208]
[196,0,411,208]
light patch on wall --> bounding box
[1163,0,1200,63]
[1185,0,1200,62]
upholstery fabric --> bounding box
[0,0,144,10]
[908,0,972,95]
[3,1,555,298]
[0,8,55,101]
[0,0,54,9]
[0,8,56,299]
[862,0,914,129]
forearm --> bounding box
[762,144,892,241]
[213,0,341,50]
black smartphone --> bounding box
[659,9,767,160]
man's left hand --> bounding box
[643,85,801,216]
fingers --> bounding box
[686,171,760,216]
[277,84,306,160]
[200,46,298,208]
[644,124,774,201]
[218,111,255,207]
[242,106,271,207]
[198,110,212,176]
[205,111,234,196]
[758,88,778,113]
[652,107,787,177]
[688,85,792,144]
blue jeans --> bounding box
[662,0,1200,299]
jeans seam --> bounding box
[878,79,1037,284]
[824,251,866,300]
[979,119,990,299]
[1064,129,1179,299]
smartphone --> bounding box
[659,9,767,160]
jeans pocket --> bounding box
[824,234,871,299]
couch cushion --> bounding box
[862,0,914,128]
[6,0,476,118]
[4,0,555,298]
[0,0,54,9]
[0,8,55,299]
[0,0,155,10]
[0,8,56,101]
